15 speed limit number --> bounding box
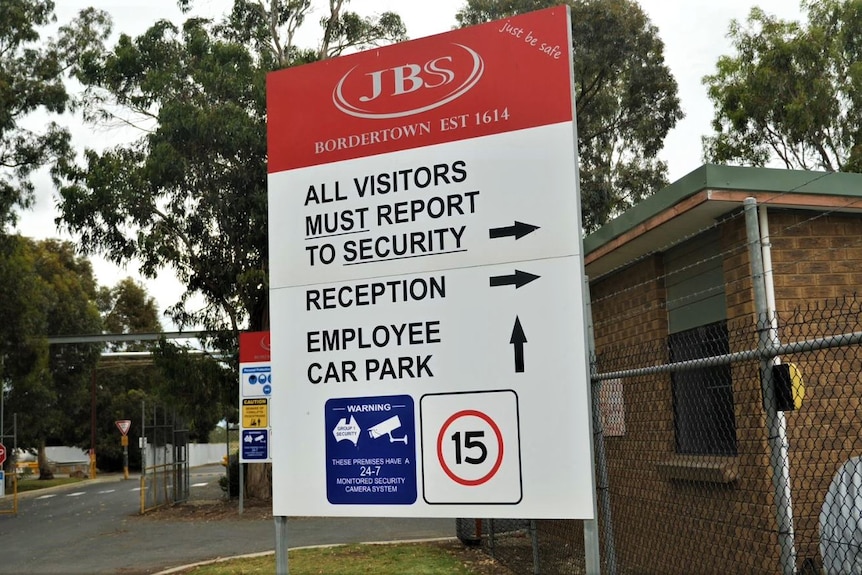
[438,410,504,486]
[421,390,522,504]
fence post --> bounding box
[585,278,616,574]
[743,197,797,574]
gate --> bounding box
[140,402,189,513]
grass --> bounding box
[16,476,84,493]
[177,543,479,575]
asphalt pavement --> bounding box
[0,465,454,574]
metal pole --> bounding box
[141,400,146,476]
[225,425,230,499]
[13,413,17,514]
[90,369,97,479]
[489,519,496,558]
[239,462,244,514]
[275,515,289,574]
[744,198,797,574]
[530,520,541,575]
[759,205,797,570]
[1,359,4,443]
[123,441,129,480]
[584,277,615,574]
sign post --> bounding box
[0,470,5,498]
[268,6,594,521]
[115,420,131,479]
[0,443,6,495]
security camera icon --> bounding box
[368,415,408,444]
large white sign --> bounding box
[268,6,594,519]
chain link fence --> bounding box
[463,198,862,574]
[140,402,189,513]
[464,296,862,573]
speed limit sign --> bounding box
[421,390,522,504]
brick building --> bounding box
[582,164,862,573]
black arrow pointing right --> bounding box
[489,221,540,240]
[490,270,541,289]
[510,316,527,373]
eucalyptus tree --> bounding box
[456,0,683,231]
[55,0,405,496]
[704,0,862,172]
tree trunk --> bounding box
[245,462,271,499]
[37,440,54,480]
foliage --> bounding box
[0,0,67,228]
[0,0,109,229]
[1,238,102,477]
[54,0,405,494]
[703,0,862,172]
[97,277,162,352]
[152,340,236,441]
[456,0,683,231]
[0,235,52,474]
[55,1,405,343]
[218,452,243,497]
[89,277,164,471]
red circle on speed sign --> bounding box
[436,409,504,486]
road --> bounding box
[0,466,454,574]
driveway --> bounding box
[0,465,454,574]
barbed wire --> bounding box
[588,170,862,331]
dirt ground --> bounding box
[141,499,512,574]
[139,497,272,521]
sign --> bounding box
[0,442,6,466]
[268,7,594,519]
[0,470,4,498]
[240,331,271,363]
[241,366,272,397]
[239,331,272,462]
[242,398,269,428]
[115,420,131,436]
[325,395,416,505]
[241,430,269,460]
[421,390,521,504]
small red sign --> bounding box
[0,442,6,466]
[240,331,271,363]
[115,420,132,436]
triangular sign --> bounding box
[116,420,132,436]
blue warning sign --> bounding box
[241,429,269,460]
[325,395,416,505]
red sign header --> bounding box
[267,7,573,172]
[240,331,271,363]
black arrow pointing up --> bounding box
[489,221,540,240]
[490,270,541,289]
[510,316,527,373]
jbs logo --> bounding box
[333,43,484,119]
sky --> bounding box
[14,0,807,329]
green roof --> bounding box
[583,164,862,255]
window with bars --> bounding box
[669,321,737,456]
